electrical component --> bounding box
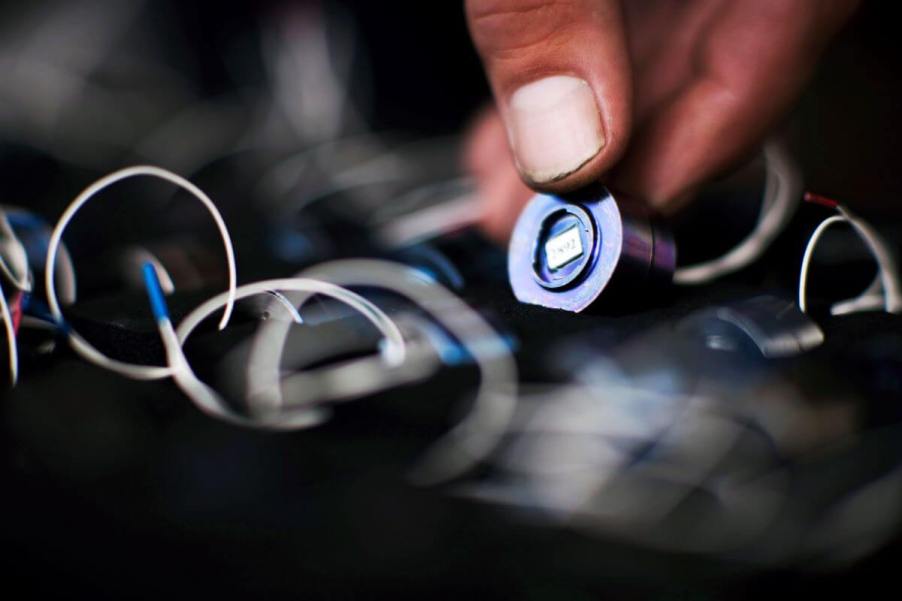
[508,186,675,312]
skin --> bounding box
[463,0,861,241]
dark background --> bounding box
[2,1,902,599]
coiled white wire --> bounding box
[0,278,17,385]
[0,211,32,292]
[674,141,803,285]
[0,206,78,385]
[261,260,519,485]
[798,206,902,315]
[169,278,406,428]
[0,210,27,384]
[43,165,238,380]
[1,206,78,306]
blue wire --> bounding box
[6,212,47,231]
[142,262,170,322]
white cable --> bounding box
[0,210,29,385]
[171,277,406,428]
[0,277,18,385]
[56,239,77,306]
[674,140,802,285]
[255,134,393,205]
[838,206,902,313]
[274,342,437,409]
[176,278,404,362]
[0,210,32,292]
[122,247,176,295]
[798,215,847,313]
[271,260,518,485]
[44,165,238,381]
[798,207,902,315]
[161,317,325,430]
[377,192,481,248]
[265,290,305,324]
[831,293,887,316]
[831,274,885,316]
[1,206,77,304]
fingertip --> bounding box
[466,0,633,196]
[506,75,606,185]
[504,62,635,195]
[462,107,509,178]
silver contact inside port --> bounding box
[544,226,583,270]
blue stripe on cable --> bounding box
[142,262,170,322]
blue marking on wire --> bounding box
[6,212,47,231]
[142,262,170,322]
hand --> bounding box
[463,0,859,240]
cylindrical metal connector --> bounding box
[508,187,675,312]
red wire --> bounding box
[803,192,840,209]
[10,292,22,335]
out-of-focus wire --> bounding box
[265,290,304,324]
[0,278,18,384]
[53,234,77,305]
[836,205,902,314]
[674,140,802,285]
[376,194,480,247]
[0,210,32,292]
[375,178,481,247]
[831,276,885,316]
[3,208,77,305]
[262,4,360,143]
[176,278,404,365]
[278,259,518,485]
[44,165,238,381]
[257,134,462,217]
[145,266,318,428]
[255,134,393,204]
[173,276,405,428]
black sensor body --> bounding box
[508,187,675,312]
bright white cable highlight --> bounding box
[799,208,902,315]
[176,278,405,363]
[674,141,802,285]
[0,278,18,385]
[0,211,32,292]
[171,278,406,428]
[798,215,847,313]
[43,166,238,381]
[265,290,304,324]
